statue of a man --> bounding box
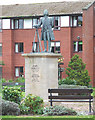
[34,9,55,52]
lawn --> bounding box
[1,115,95,120]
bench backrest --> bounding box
[48,89,93,99]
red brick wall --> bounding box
[82,4,94,86]
[2,26,83,80]
[2,30,14,80]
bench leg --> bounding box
[50,100,53,106]
[89,100,91,113]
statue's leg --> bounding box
[44,32,47,52]
[47,32,51,52]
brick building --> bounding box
[0,1,95,86]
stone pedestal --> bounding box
[22,53,61,101]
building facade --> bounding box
[0,1,95,86]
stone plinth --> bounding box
[22,53,61,101]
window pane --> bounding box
[15,43,19,53]
[24,19,32,29]
[33,19,38,27]
[51,42,54,52]
[51,47,54,53]
[19,19,23,29]
[51,42,54,46]
[73,17,77,26]
[33,42,37,52]
[74,41,78,52]
[20,67,23,73]
[78,41,82,51]
[78,16,82,26]
[2,19,10,29]
[19,43,23,52]
[54,16,60,29]
[15,20,18,29]
[15,67,19,77]
[11,19,14,29]
[56,42,60,47]
[61,16,69,27]
[55,42,60,53]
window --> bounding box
[33,18,39,28]
[51,41,60,53]
[15,67,23,77]
[78,16,82,26]
[74,41,82,52]
[12,19,24,29]
[0,43,2,56]
[32,42,38,52]
[2,19,10,29]
[70,16,82,27]
[24,19,32,29]
[15,43,23,53]
[61,16,69,27]
[54,16,60,30]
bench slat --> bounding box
[49,95,93,99]
[48,89,93,94]
[49,100,93,102]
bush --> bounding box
[15,77,25,83]
[2,86,22,104]
[65,54,90,86]
[1,99,20,115]
[58,84,88,89]
[43,105,77,116]
[20,94,44,115]
[58,77,77,85]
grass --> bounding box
[1,115,95,120]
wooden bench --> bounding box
[48,88,93,113]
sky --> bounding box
[0,0,93,5]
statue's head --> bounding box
[43,9,49,16]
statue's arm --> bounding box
[33,18,42,28]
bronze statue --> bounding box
[33,9,55,52]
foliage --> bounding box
[65,54,90,86]
[19,103,30,115]
[43,105,77,116]
[1,77,25,83]
[0,61,5,65]
[20,94,44,115]
[2,78,6,83]
[58,78,77,85]
[1,99,20,115]
[15,77,25,83]
[2,86,22,104]
[58,84,87,89]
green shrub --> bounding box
[59,84,88,89]
[2,86,22,104]
[1,78,6,83]
[15,77,25,83]
[19,103,30,115]
[1,99,20,115]
[43,105,77,116]
[65,54,90,86]
[58,77,77,85]
[20,94,44,115]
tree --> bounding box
[65,54,90,86]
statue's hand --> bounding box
[33,24,39,29]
